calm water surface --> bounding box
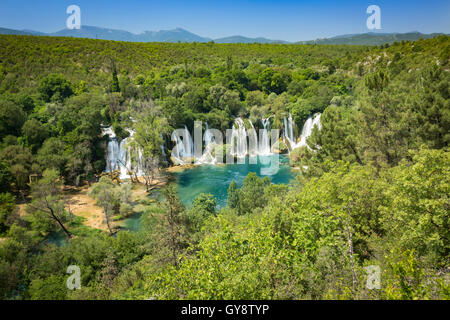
[174,155,295,209]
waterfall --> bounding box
[171,125,194,165]
[230,118,248,158]
[283,114,296,150]
[197,123,217,164]
[105,138,119,172]
[104,126,125,178]
[260,117,272,155]
[105,135,131,180]
[283,113,321,151]
[296,114,321,148]
[247,120,259,157]
[119,138,130,179]
[184,126,193,159]
[104,127,146,180]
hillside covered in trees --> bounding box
[0,34,448,300]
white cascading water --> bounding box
[296,113,321,148]
[119,138,130,179]
[283,113,321,151]
[230,118,248,158]
[105,138,120,172]
[104,127,131,180]
[197,123,217,164]
[247,120,259,157]
[283,114,296,150]
[184,126,193,160]
[171,132,184,164]
[259,117,272,155]
[171,125,194,165]
[104,127,148,179]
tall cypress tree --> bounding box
[111,60,120,93]
[227,180,239,210]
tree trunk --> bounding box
[105,210,113,235]
[168,207,178,267]
[48,204,72,239]
[146,174,154,192]
[346,206,357,299]
[55,216,72,239]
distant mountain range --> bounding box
[214,35,289,44]
[0,26,446,45]
[297,32,446,45]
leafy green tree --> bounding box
[237,173,271,215]
[323,59,336,75]
[297,68,320,80]
[287,80,306,96]
[0,192,16,234]
[38,74,73,102]
[191,193,216,215]
[130,103,171,191]
[0,161,13,193]
[21,119,48,152]
[365,70,389,91]
[15,94,35,113]
[0,144,33,190]
[381,249,448,300]
[29,275,67,300]
[182,86,208,113]
[381,148,449,267]
[37,138,67,174]
[227,180,239,209]
[221,90,242,115]
[258,68,289,94]
[412,66,449,149]
[65,141,93,186]
[27,169,72,238]
[88,177,131,235]
[111,61,120,93]
[186,193,216,240]
[150,185,187,267]
[100,251,120,289]
[207,84,227,109]
[0,100,26,139]
[358,76,415,167]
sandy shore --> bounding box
[64,186,108,231]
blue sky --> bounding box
[1,0,449,41]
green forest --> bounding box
[0,34,448,300]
